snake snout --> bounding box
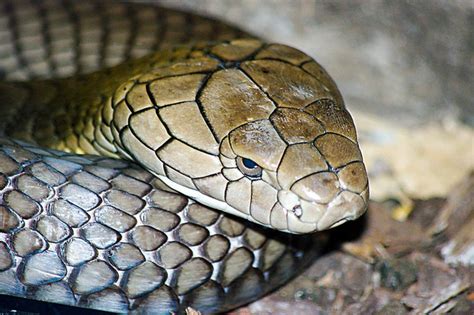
[278,164,369,233]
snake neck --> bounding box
[0,50,171,158]
[0,76,116,158]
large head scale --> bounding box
[113,39,369,234]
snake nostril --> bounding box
[292,205,302,218]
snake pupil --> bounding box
[236,157,262,179]
[242,158,257,169]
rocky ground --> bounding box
[228,173,473,314]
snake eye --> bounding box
[236,157,262,179]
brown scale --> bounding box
[0,0,369,312]
[1,34,369,231]
[0,138,321,313]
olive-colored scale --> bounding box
[0,0,369,313]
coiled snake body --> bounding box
[0,0,369,313]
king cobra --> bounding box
[0,0,369,313]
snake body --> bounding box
[0,0,368,313]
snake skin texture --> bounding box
[0,0,369,234]
[0,38,369,233]
[0,0,247,80]
[0,0,368,313]
[0,137,322,313]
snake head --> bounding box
[220,114,369,233]
[114,40,368,234]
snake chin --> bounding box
[277,188,368,234]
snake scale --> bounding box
[0,0,369,313]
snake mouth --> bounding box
[278,188,368,233]
[326,218,349,229]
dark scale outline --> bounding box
[143,71,211,105]
[244,54,312,73]
[204,41,268,70]
[302,99,339,125]
[155,138,223,179]
[154,240,194,270]
[218,137,237,160]
[267,109,293,146]
[136,91,173,142]
[190,72,222,144]
[221,166,244,182]
[287,168,340,204]
[239,58,335,110]
[182,11,195,48]
[78,133,100,156]
[225,117,286,175]
[124,81,156,113]
[157,102,220,156]
[253,43,313,66]
[191,173,228,203]
[195,68,279,145]
[111,97,134,134]
[299,59,314,68]
[3,0,33,79]
[201,234,231,263]
[108,173,154,198]
[112,78,136,109]
[149,5,167,53]
[140,68,219,85]
[168,257,213,297]
[122,2,139,62]
[218,247,255,287]
[2,81,33,138]
[237,65,280,108]
[176,221,210,247]
[36,0,55,77]
[62,0,81,75]
[163,163,197,190]
[253,55,312,68]
[334,160,369,195]
[268,106,328,146]
[92,137,118,158]
[273,144,291,190]
[73,0,104,74]
[298,60,344,107]
[223,176,252,215]
[122,108,172,154]
[69,168,112,195]
[192,170,228,183]
[306,98,352,118]
[151,99,198,110]
[275,139,330,184]
[105,3,136,67]
[92,116,117,155]
[269,201,289,231]
[303,99,357,141]
[100,94,115,128]
[219,153,237,169]
[95,1,109,71]
[250,180,277,225]
[314,130,360,146]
